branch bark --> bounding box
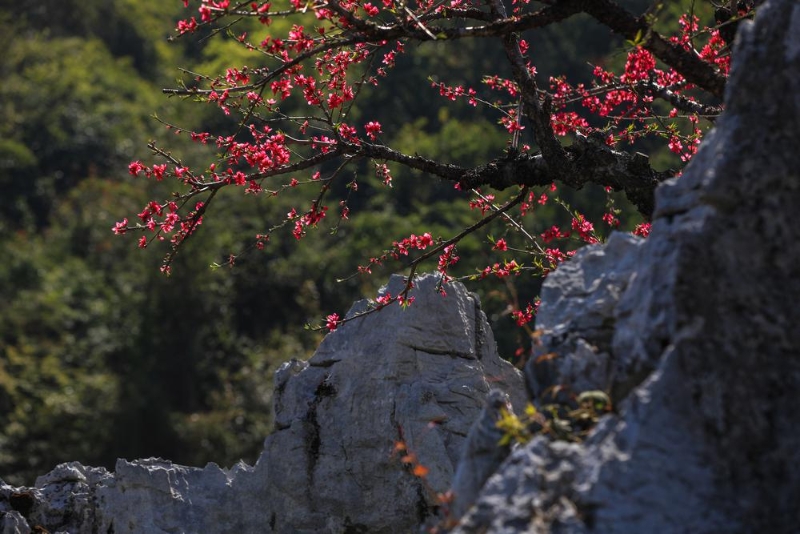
[459,134,672,218]
[356,135,670,219]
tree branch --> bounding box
[633,81,722,117]
[501,32,569,178]
[353,143,467,180]
[354,133,669,218]
[459,133,672,218]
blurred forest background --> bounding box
[0,0,696,485]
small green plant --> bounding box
[497,390,612,446]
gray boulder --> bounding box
[0,273,526,533]
[454,1,800,532]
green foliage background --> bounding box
[0,0,698,485]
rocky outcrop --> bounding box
[0,274,526,533]
[526,232,644,406]
[453,1,800,532]
[258,273,526,533]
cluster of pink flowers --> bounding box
[431,81,478,106]
[375,163,392,187]
[326,313,340,331]
[113,200,205,252]
[634,222,651,237]
[511,301,539,326]
[480,260,521,279]
[392,233,434,258]
[541,225,570,243]
[602,212,620,227]
[437,244,459,273]
[571,214,599,244]
[543,14,731,154]
[128,161,168,181]
[551,112,590,137]
[469,195,496,215]
[290,202,329,240]
[364,121,382,141]
[499,109,525,134]
[493,238,507,251]
[483,75,519,97]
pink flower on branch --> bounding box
[438,244,459,273]
[364,121,382,140]
[512,302,536,326]
[602,212,620,227]
[541,225,569,243]
[112,219,128,235]
[571,214,599,244]
[128,161,146,176]
[634,222,652,238]
[326,313,341,332]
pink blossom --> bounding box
[364,121,382,140]
[112,218,128,235]
[541,225,569,243]
[128,161,146,176]
[326,313,340,331]
[634,222,651,238]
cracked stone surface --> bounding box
[0,273,526,533]
[526,232,644,407]
[450,389,515,522]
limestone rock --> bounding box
[0,273,525,534]
[454,1,800,532]
[527,232,643,405]
[0,511,30,534]
[2,459,269,534]
[449,389,514,521]
[261,273,526,533]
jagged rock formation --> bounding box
[453,1,800,532]
[526,232,644,406]
[0,274,526,533]
[259,273,526,532]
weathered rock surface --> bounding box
[526,232,644,405]
[259,273,526,533]
[450,389,514,521]
[0,274,525,533]
[454,1,800,532]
